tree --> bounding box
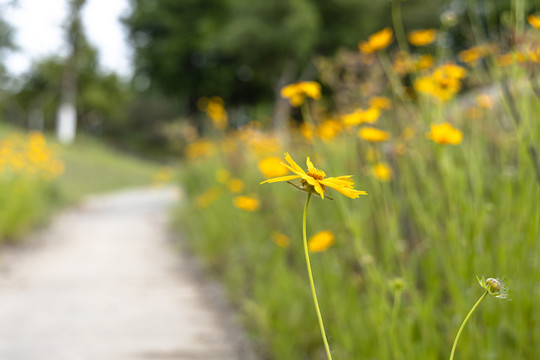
[124,0,389,119]
[56,0,87,144]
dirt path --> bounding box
[0,187,256,360]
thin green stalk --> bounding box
[302,193,333,360]
[377,51,405,100]
[390,288,403,360]
[391,0,409,53]
[449,291,488,360]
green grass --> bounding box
[56,136,163,202]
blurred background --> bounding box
[0,0,539,359]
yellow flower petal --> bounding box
[260,174,301,184]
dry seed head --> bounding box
[477,275,510,300]
[486,278,501,293]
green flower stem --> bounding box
[449,291,488,360]
[302,193,333,360]
[391,0,409,53]
[390,289,403,360]
[377,51,405,100]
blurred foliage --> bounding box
[0,1,14,78]
[124,0,396,112]
[1,41,135,143]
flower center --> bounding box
[307,167,326,180]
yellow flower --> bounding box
[372,162,393,182]
[407,29,437,46]
[260,153,367,200]
[195,187,221,209]
[317,119,341,142]
[233,195,261,211]
[475,94,494,109]
[198,96,228,129]
[271,232,290,248]
[258,156,290,178]
[414,63,466,102]
[153,167,174,185]
[426,123,462,145]
[280,81,321,107]
[227,178,245,193]
[415,54,434,71]
[342,107,380,126]
[458,46,486,64]
[308,230,335,252]
[300,123,315,142]
[185,139,216,159]
[358,127,390,142]
[528,14,540,30]
[359,27,394,54]
[369,96,391,110]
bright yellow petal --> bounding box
[284,153,306,175]
[320,178,367,199]
[281,162,305,177]
[322,176,355,187]
[306,156,315,171]
[313,181,325,199]
[260,174,301,184]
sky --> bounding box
[2,0,132,77]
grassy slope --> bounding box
[56,136,163,202]
[0,123,164,240]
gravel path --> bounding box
[0,187,256,360]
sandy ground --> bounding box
[0,187,257,360]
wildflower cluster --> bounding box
[414,63,467,102]
[280,81,321,107]
[0,132,64,180]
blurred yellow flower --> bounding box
[258,156,290,178]
[195,187,221,209]
[528,47,540,62]
[342,107,380,126]
[369,96,391,110]
[317,119,342,142]
[359,27,394,54]
[185,139,216,159]
[414,63,466,102]
[260,153,367,199]
[308,230,335,252]
[476,94,494,109]
[415,54,434,71]
[280,81,321,107]
[426,123,462,145]
[198,96,228,129]
[227,178,245,193]
[528,14,540,30]
[393,52,414,75]
[271,232,290,248]
[407,29,437,46]
[372,162,393,182]
[358,127,390,142]
[233,195,261,211]
[458,46,486,64]
[153,166,174,185]
[300,123,315,142]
